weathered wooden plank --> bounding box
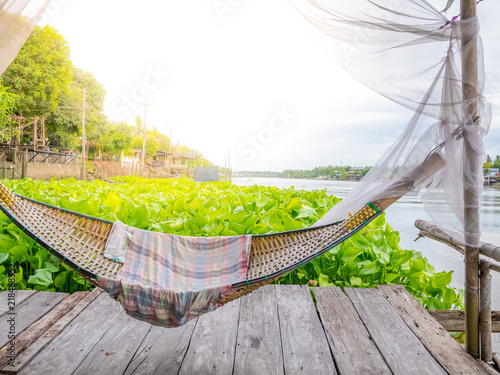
[0,291,68,350]
[1,289,103,375]
[377,285,490,375]
[72,308,152,375]
[233,285,284,375]
[276,285,337,375]
[178,298,241,375]
[0,291,88,370]
[345,287,446,375]
[314,287,391,375]
[17,293,123,375]
[428,310,500,332]
[0,291,37,317]
[123,319,196,375]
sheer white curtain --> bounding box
[289,0,489,246]
[0,0,51,74]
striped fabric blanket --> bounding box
[98,221,251,328]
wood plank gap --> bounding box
[168,319,199,375]
[121,325,154,375]
[376,285,491,375]
[231,287,244,375]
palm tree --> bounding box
[133,115,143,137]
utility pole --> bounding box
[138,103,153,177]
[80,88,86,181]
[461,0,480,358]
[228,148,231,182]
[166,122,176,173]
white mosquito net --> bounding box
[0,0,51,74]
[288,0,490,247]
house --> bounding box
[172,152,200,167]
[484,174,498,184]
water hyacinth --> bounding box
[0,177,463,311]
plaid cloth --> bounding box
[98,222,251,328]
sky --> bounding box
[35,0,500,171]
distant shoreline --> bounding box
[232,176,359,182]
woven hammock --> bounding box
[0,153,444,303]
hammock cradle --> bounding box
[0,153,444,304]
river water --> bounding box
[232,177,500,318]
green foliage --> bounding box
[238,165,371,180]
[103,122,132,152]
[494,155,500,169]
[0,85,16,134]
[1,25,73,118]
[0,177,463,312]
[45,66,108,150]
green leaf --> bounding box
[431,271,453,289]
[341,246,363,262]
[442,288,456,310]
[410,258,426,273]
[27,269,53,287]
[385,273,400,283]
[0,253,9,264]
[42,262,60,273]
[425,296,444,310]
[350,234,370,249]
[54,271,68,288]
[9,245,29,259]
[358,261,381,276]
[311,259,322,275]
[318,274,332,287]
[391,250,413,268]
[116,204,129,223]
[350,276,363,287]
[104,192,121,210]
[128,204,150,228]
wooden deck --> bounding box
[0,285,497,375]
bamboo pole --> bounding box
[479,260,492,363]
[415,219,500,263]
[461,0,480,358]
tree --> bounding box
[1,25,73,118]
[103,122,132,153]
[45,67,108,151]
[71,68,108,157]
[0,85,16,138]
[493,155,500,169]
[483,154,492,174]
